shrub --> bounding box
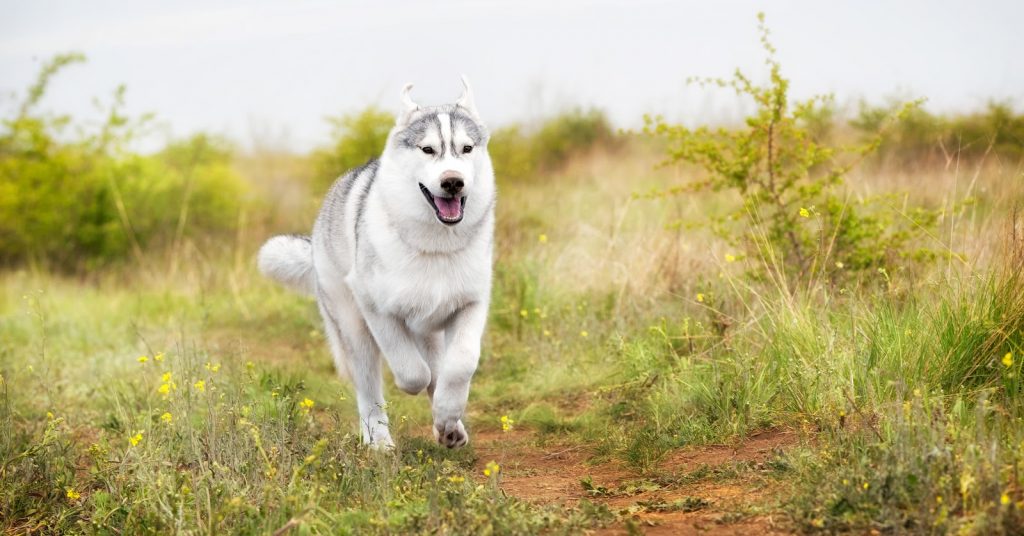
[310,107,394,193]
[643,14,937,286]
[854,100,1024,167]
[0,54,247,270]
[490,108,614,185]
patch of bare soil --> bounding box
[473,428,799,535]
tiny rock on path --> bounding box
[472,428,800,535]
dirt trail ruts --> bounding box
[473,428,799,535]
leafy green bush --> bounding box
[854,100,1024,167]
[0,54,247,270]
[644,14,937,285]
[311,107,394,193]
[490,108,614,185]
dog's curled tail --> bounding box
[257,235,315,294]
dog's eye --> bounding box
[462,145,473,154]
[421,146,435,155]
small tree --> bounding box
[644,14,936,288]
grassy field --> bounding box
[3,131,1024,534]
[3,41,1024,533]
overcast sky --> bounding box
[2,0,1022,151]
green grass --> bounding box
[2,142,1023,533]
[0,271,620,534]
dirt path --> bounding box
[473,428,799,535]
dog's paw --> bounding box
[364,429,395,451]
[367,437,396,452]
[433,419,469,449]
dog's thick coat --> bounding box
[258,78,494,448]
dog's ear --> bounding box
[456,75,480,122]
[397,83,419,126]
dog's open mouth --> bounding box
[419,183,466,225]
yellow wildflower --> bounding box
[799,207,810,218]
[448,475,465,483]
[543,329,552,337]
[193,380,205,393]
[154,352,164,362]
[300,398,315,411]
[1002,492,1011,506]
[835,261,845,269]
[501,415,515,432]
[725,254,736,263]
[205,362,221,373]
[862,482,869,490]
[696,293,704,303]
[161,372,172,383]
[66,487,81,500]
[483,461,501,477]
[538,234,548,244]
[160,412,173,425]
[129,431,144,447]
[580,330,589,338]
[137,356,148,364]
[47,411,55,420]
[1002,352,1014,368]
[519,309,528,318]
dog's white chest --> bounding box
[353,251,487,333]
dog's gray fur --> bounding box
[258,77,494,449]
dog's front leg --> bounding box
[432,301,487,448]
[360,308,432,395]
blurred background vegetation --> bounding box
[2,53,1021,274]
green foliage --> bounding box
[928,252,1024,396]
[644,14,937,285]
[855,100,1024,167]
[311,106,394,192]
[0,54,246,270]
[490,108,613,185]
[788,393,1024,533]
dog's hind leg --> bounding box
[318,295,393,449]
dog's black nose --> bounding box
[441,177,464,195]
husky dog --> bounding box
[257,77,494,449]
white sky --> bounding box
[2,0,1022,152]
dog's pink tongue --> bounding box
[434,196,462,220]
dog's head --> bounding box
[382,77,493,227]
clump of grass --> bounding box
[787,390,1024,533]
